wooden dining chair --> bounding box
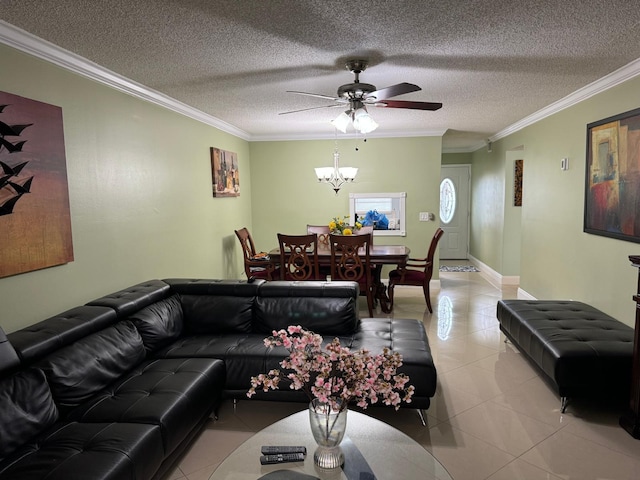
[388,228,444,313]
[329,233,375,317]
[234,227,278,281]
[306,224,330,247]
[277,233,320,281]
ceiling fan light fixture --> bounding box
[352,107,378,134]
[331,111,351,133]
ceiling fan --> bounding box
[280,59,442,134]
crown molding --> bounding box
[442,144,484,154]
[250,129,447,142]
[491,56,640,143]
[4,19,639,148]
[0,20,251,140]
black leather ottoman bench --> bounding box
[496,299,634,412]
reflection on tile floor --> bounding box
[168,265,640,480]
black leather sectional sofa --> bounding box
[0,279,437,480]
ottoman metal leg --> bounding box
[417,409,427,426]
[561,396,569,413]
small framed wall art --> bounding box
[514,159,523,207]
[210,147,240,197]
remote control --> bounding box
[261,446,307,455]
[259,453,306,465]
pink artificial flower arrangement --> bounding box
[247,325,415,412]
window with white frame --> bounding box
[349,192,406,236]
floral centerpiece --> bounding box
[247,325,414,410]
[328,215,362,235]
[247,325,415,468]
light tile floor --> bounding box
[168,265,640,480]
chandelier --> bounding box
[314,143,357,195]
[331,100,379,135]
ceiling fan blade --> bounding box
[375,100,443,111]
[279,104,344,115]
[367,82,421,100]
[286,90,337,101]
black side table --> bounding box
[620,255,640,439]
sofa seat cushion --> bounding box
[68,358,225,454]
[352,318,437,401]
[0,422,163,480]
[157,334,286,391]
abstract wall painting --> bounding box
[210,147,240,197]
[584,107,640,243]
[0,91,73,278]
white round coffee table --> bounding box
[209,409,452,480]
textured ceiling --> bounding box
[2,0,640,150]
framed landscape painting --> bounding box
[584,107,640,243]
[210,147,240,197]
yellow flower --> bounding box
[343,228,353,235]
[355,221,362,229]
[338,219,345,226]
[329,221,337,230]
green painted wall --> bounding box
[0,44,252,333]
[470,147,506,273]
[442,152,473,165]
[502,149,523,275]
[470,75,640,325]
[249,137,443,278]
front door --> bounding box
[439,165,470,259]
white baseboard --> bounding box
[467,254,518,287]
[517,288,537,300]
[467,254,536,298]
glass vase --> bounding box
[308,398,348,469]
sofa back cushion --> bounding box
[86,279,171,317]
[0,368,58,462]
[37,321,146,410]
[7,306,117,366]
[0,326,19,377]
[164,279,260,334]
[254,281,360,336]
[180,295,254,334]
[128,294,184,353]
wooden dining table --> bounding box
[269,244,410,314]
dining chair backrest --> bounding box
[277,233,320,281]
[306,224,330,247]
[234,227,277,280]
[235,227,257,264]
[387,227,444,313]
[329,233,374,316]
[406,227,444,274]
